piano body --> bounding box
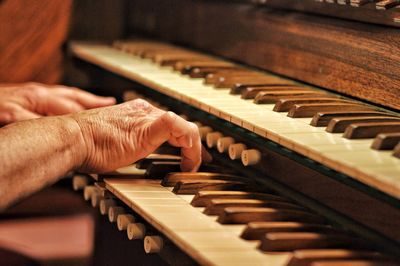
[67,0,400,265]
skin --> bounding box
[0,83,208,210]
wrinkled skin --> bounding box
[71,99,210,173]
[0,82,116,126]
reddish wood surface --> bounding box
[0,0,72,84]
[127,0,400,110]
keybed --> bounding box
[70,41,400,200]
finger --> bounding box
[52,88,116,109]
[42,96,85,115]
[146,112,202,171]
[180,123,202,172]
[0,103,41,126]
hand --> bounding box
[0,82,116,126]
[71,99,210,173]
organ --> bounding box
[67,1,400,265]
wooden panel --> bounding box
[127,0,400,110]
[248,0,400,28]
[0,0,72,84]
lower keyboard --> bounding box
[105,178,289,266]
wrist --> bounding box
[60,116,89,171]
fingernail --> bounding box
[188,136,193,148]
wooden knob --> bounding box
[199,126,212,141]
[83,186,97,201]
[72,174,89,191]
[206,132,223,148]
[228,143,247,160]
[127,223,146,240]
[241,149,262,166]
[117,214,136,231]
[91,192,103,208]
[217,137,235,153]
[144,236,164,254]
[100,199,117,215]
[179,114,189,120]
[193,121,203,127]
[108,206,125,223]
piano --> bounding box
[67,1,400,265]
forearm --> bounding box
[0,116,85,210]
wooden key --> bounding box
[182,64,236,75]
[288,249,387,266]
[230,83,298,95]
[326,116,400,133]
[392,142,400,159]
[310,111,392,127]
[204,199,304,216]
[145,161,181,179]
[204,71,262,85]
[191,191,288,207]
[215,76,288,89]
[288,103,373,118]
[343,122,400,139]
[154,54,208,64]
[310,260,399,266]
[172,180,250,194]
[242,88,316,100]
[141,49,185,59]
[273,97,349,112]
[136,154,181,169]
[259,232,368,252]
[217,207,325,224]
[174,61,233,72]
[162,172,246,186]
[371,133,400,150]
[189,66,239,78]
[255,92,328,104]
[241,222,336,240]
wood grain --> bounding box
[0,0,72,83]
[127,0,400,110]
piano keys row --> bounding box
[316,0,400,9]
[114,40,400,159]
[71,157,399,266]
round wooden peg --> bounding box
[100,199,117,215]
[83,186,97,201]
[144,236,164,254]
[228,143,247,160]
[217,137,235,153]
[91,192,103,208]
[241,149,262,166]
[127,223,146,240]
[108,206,125,223]
[199,126,212,141]
[206,132,223,148]
[117,214,136,231]
[72,174,89,191]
